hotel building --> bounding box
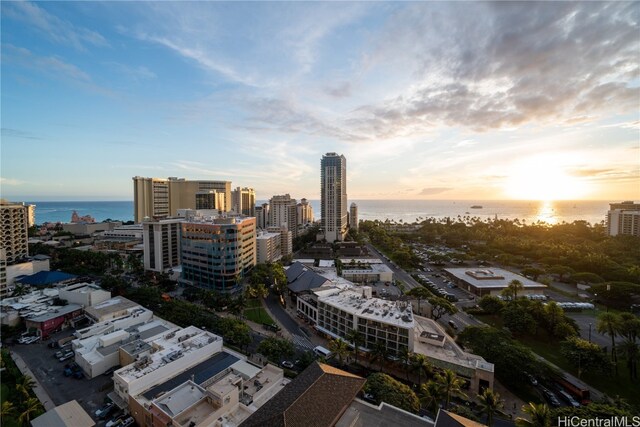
[296,198,314,226]
[320,153,348,243]
[349,202,358,230]
[268,195,297,238]
[181,216,256,293]
[607,201,640,237]
[0,200,30,265]
[133,177,232,223]
[232,187,256,217]
[254,203,269,229]
[256,232,282,264]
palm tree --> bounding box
[18,398,42,426]
[435,369,466,409]
[515,402,552,427]
[410,353,432,385]
[16,375,36,402]
[597,312,622,374]
[328,338,350,366]
[345,329,364,364]
[1,401,16,419]
[478,389,504,426]
[502,280,524,300]
[418,381,443,414]
[619,340,639,380]
[397,346,412,380]
[370,340,389,372]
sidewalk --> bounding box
[10,350,56,411]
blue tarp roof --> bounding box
[16,271,77,286]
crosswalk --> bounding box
[291,334,314,351]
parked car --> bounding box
[106,415,125,427]
[25,336,40,344]
[542,389,561,407]
[281,361,294,369]
[59,352,74,362]
[54,351,65,358]
[95,402,115,419]
[448,320,458,330]
[527,374,538,386]
[48,342,60,349]
[120,416,135,427]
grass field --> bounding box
[243,299,275,325]
[474,314,637,403]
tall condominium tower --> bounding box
[269,194,297,238]
[142,218,183,273]
[607,201,640,237]
[350,202,359,230]
[133,176,231,223]
[255,203,269,229]
[0,200,30,265]
[231,187,256,217]
[321,153,348,243]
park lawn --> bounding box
[243,299,275,325]
[518,334,637,403]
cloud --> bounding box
[103,62,156,80]
[418,187,452,196]
[0,177,26,186]
[3,1,109,51]
[1,128,42,140]
[325,82,352,98]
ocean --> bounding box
[28,199,612,226]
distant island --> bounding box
[470,205,483,209]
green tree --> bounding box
[428,297,457,321]
[521,267,545,281]
[503,304,536,336]
[618,340,639,381]
[16,375,36,403]
[1,401,16,419]
[435,369,466,409]
[479,295,505,314]
[365,373,420,413]
[418,381,443,414]
[560,337,611,377]
[543,301,565,334]
[515,403,552,427]
[478,389,504,427]
[328,338,350,366]
[397,346,412,381]
[18,398,42,427]
[410,353,432,385]
[597,312,622,373]
[257,337,294,362]
[370,340,389,372]
[407,287,432,315]
[345,329,364,364]
[501,279,524,300]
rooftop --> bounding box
[318,290,414,328]
[16,270,77,286]
[84,297,140,319]
[26,303,83,323]
[338,399,432,427]
[31,400,95,427]
[445,268,546,290]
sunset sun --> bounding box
[504,155,589,201]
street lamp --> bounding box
[588,323,592,343]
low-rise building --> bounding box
[62,221,122,236]
[3,254,51,296]
[25,303,84,338]
[31,400,95,427]
[59,282,111,308]
[444,268,546,297]
[341,263,393,284]
[84,296,145,323]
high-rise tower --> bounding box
[321,153,348,243]
[350,202,358,231]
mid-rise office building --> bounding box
[349,202,358,230]
[1,200,30,265]
[255,203,269,229]
[133,176,232,223]
[232,187,256,217]
[607,201,640,237]
[181,216,256,293]
[256,232,282,264]
[296,198,314,226]
[269,195,297,238]
[143,218,183,273]
[320,153,348,243]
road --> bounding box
[264,292,316,352]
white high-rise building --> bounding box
[0,200,30,266]
[321,153,348,243]
[269,194,297,238]
[349,202,358,230]
[255,203,269,229]
[607,201,640,237]
[256,231,282,263]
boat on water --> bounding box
[470,205,483,209]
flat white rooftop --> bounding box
[445,268,546,290]
[318,290,414,328]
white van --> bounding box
[313,346,332,359]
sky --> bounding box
[1,1,639,201]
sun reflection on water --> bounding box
[535,200,558,224]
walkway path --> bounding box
[10,350,56,411]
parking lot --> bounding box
[9,329,114,424]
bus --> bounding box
[313,346,332,359]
